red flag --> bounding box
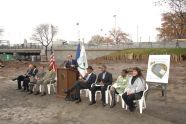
[49,52,57,72]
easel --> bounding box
[146,55,170,103]
[147,82,168,102]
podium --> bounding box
[56,68,78,98]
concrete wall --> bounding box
[53,49,119,65]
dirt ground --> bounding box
[0,61,186,124]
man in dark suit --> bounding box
[89,65,113,106]
[65,66,97,103]
[63,54,78,70]
[24,64,39,93]
[12,64,34,90]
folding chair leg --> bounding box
[80,90,82,94]
[89,90,92,101]
[105,91,109,104]
[139,100,143,114]
[143,98,146,108]
[125,105,128,110]
[95,92,97,101]
[116,95,120,103]
[109,92,112,106]
[121,98,125,108]
[47,84,51,95]
[85,90,89,97]
[39,85,42,92]
[53,85,56,93]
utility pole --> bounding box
[113,15,117,44]
[51,25,54,53]
[137,25,139,43]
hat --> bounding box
[87,66,93,70]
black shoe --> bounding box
[12,78,17,81]
[34,92,40,95]
[75,99,81,104]
[41,92,46,96]
[64,89,70,94]
[129,106,136,112]
[28,91,33,95]
[21,89,26,92]
[102,102,106,107]
[110,103,116,108]
[89,101,96,105]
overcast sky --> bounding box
[0,0,166,44]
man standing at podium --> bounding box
[65,66,96,103]
[63,54,78,70]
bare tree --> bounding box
[89,35,104,44]
[109,28,129,44]
[32,24,57,60]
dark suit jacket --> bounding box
[97,72,113,87]
[32,68,38,77]
[64,59,78,69]
[83,73,97,88]
[25,68,33,77]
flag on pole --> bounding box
[75,43,81,60]
[77,43,88,77]
[49,51,57,72]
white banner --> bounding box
[146,55,170,84]
[77,44,88,77]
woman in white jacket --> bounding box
[122,67,145,112]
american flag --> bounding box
[49,52,57,72]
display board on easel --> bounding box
[146,55,170,83]
[146,55,170,98]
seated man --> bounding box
[89,65,112,106]
[23,64,39,92]
[28,65,46,94]
[12,64,34,90]
[34,66,56,96]
[65,66,97,103]
[109,69,129,108]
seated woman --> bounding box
[110,69,129,108]
[122,67,145,112]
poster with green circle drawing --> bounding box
[146,55,170,83]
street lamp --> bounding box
[113,15,117,30]
[76,22,80,42]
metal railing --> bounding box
[0,41,186,50]
[53,41,186,50]
[0,44,43,49]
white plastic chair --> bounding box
[32,84,42,92]
[47,81,56,94]
[47,75,57,94]
[80,89,90,97]
[125,83,149,114]
[109,88,126,108]
[90,83,111,104]
[117,94,125,108]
